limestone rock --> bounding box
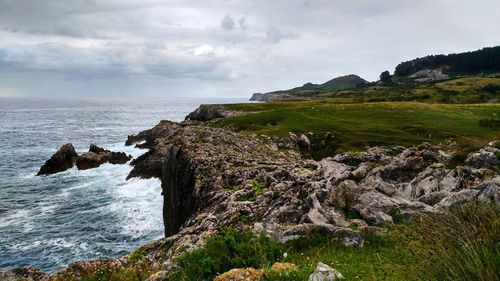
[213,268,263,281]
[465,146,500,169]
[37,143,78,175]
[308,262,343,281]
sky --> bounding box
[0,0,499,98]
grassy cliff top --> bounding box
[211,100,499,154]
[210,76,500,154]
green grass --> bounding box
[171,225,431,281]
[212,101,500,157]
[170,203,500,281]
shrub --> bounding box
[173,228,284,281]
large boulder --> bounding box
[37,143,78,175]
[75,144,131,170]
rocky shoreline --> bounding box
[3,105,499,280]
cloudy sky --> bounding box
[0,0,499,98]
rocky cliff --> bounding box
[120,112,499,279]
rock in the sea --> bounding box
[75,144,131,170]
[214,268,263,281]
[308,262,343,281]
[37,143,78,175]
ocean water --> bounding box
[0,97,243,272]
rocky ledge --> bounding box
[16,105,500,280]
[37,144,131,175]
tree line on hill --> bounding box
[393,46,500,77]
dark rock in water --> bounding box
[75,144,132,170]
[37,143,78,176]
[89,143,106,153]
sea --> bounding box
[0,97,244,272]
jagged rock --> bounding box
[477,181,500,203]
[435,189,481,209]
[326,180,362,213]
[308,262,343,281]
[214,268,263,281]
[75,144,131,170]
[318,159,352,187]
[465,146,500,169]
[185,104,236,122]
[37,143,78,175]
[354,191,398,224]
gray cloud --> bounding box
[0,0,499,98]
[220,14,235,31]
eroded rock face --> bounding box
[75,144,131,170]
[37,143,78,176]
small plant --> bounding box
[128,251,145,263]
[251,179,266,197]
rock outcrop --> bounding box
[37,144,78,175]
[408,67,449,82]
[75,144,131,170]
[185,104,237,121]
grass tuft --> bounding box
[418,203,500,281]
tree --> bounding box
[380,70,392,84]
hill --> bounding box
[250,74,368,101]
